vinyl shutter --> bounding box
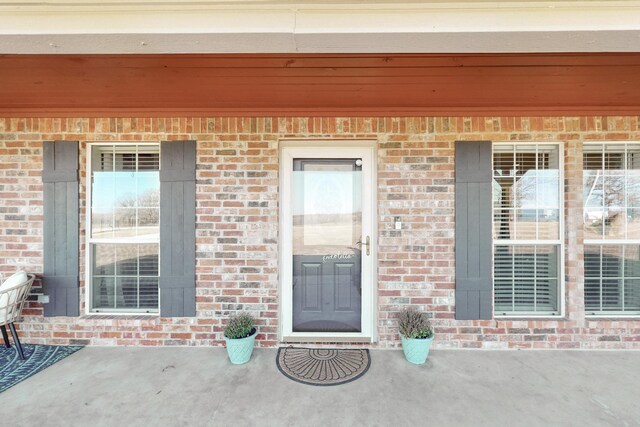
[159,140,197,317]
[42,140,79,317]
[455,141,493,320]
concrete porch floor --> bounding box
[1,348,639,427]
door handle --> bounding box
[356,236,371,256]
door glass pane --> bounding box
[292,159,362,333]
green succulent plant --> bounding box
[224,312,255,339]
[398,308,434,339]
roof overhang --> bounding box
[1,1,640,54]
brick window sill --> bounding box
[585,315,640,320]
[494,315,568,321]
[80,313,160,321]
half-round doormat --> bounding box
[276,347,370,386]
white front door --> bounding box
[280,144,376,341]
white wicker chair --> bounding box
[0,272,36,360]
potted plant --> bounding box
[398,308,435,365]
[223,313,257,365]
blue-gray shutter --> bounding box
[159,140,197,317]
[42,140,79,317]
[455,141,493,320]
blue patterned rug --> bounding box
[0,344,83,393]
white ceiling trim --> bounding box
[1,1,639,53]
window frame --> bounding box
[583,141,640,318]
[85,142,161,315]
[492,141,565,318]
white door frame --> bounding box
[279,141,377,342]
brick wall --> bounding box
[1,116,639,349]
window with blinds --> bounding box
[88,144,160,313]
[584,143,640,315]
[493,144,562,315]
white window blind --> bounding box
[88,145,160,313]
[584,143,640,315]
[493,144,562,315]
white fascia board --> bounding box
[295,6,640,32]
[0,10,296,34]
[0,1,639,53]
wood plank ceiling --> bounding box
[1,53,639,117]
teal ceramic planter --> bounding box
[401,334,434,365]
[224,329,257,365]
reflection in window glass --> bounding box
[89,145,160,312]
[583,144,640,314]
[494,245,559,313]
[493,144,562,315]
[91,146,160,241]
[291,159,363,333]
[92,243,159,311]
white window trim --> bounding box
[85,142,161,315]
[583,141,640,317]
[492,141,565,318]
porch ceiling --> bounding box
[1,53,640,117]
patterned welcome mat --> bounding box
[276,347,370,386]
[0,344,83,393]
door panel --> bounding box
[301,262,321,311]
[335,263,357,311]
[292,159,363,333]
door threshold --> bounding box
[282,336,373,343]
